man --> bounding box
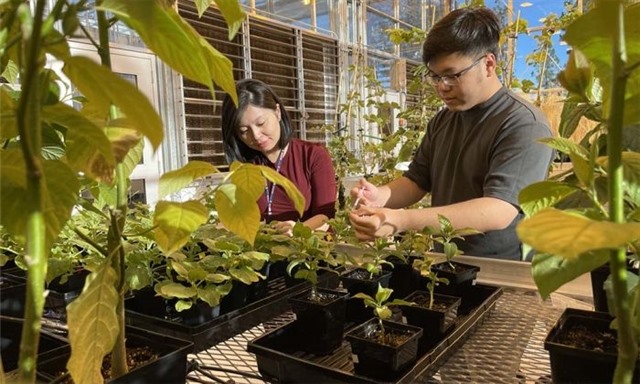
[349,7,554,260]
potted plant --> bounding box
[277,222,348,355]
[516,2,640,382]
[345,284,422,381]
[402,256,461,351]
[429,215,482,297]
[339,237,399,323]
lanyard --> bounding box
[265,146,287,218]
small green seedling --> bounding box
[353,284,415,336]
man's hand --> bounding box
[350,179,379,208]
[348,206,400,240]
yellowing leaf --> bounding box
[156,282,197,299]
[213,0,245,39]
[0,152,79,250]
[43,103,116,182]
[215,183,261,245]
[66,265,120,384]
[158,161,218,200]
[62,56,163,149]
[154,200,209,254]
[229,164,266,201]
[258,165,305,216]
[99,0,237,104]
[517,208,640,258]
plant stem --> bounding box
[606,2,636,383]
[16,1,47,382]
[95,2,128,376]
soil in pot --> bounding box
[402,291,461,352]
[288,287,347,355]
[545,308,639,384]
[38,325,192,383]
[346,318,423,381]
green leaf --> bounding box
[100,0,237,105]
[539,137,592,186]
[42,103,115,182]
[598,152,640,205]
[214,183,261,246]
[374,284,393,305]
[61,55,163,149]
[259,165,305,216]
[194,0,212,16]
[1,60,18,84]
[556,49,593,99]
[175,300,193,312]
[197,285,224,307]
[213,0,245,39]
[558,101,595,139]
[519,181,581,216]
[66,264,120,384]
[375,306,392,320]
[156,282,197,298]
[352,292,374,302]
[154,200,209,254]
[0,87,17,139]
[158,160,218,200]
[532,251,609,299]
[517,208,640,259]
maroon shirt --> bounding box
[252,139,337,222]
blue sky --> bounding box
[485,0,570,82]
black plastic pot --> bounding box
[288,287,348,355]
[431,261,480,297]
[340,269,392,323]
[384,255,421,300]
[126,287,220,326]
[590,259,638,313]
[0,274,26,317]
[37,325,192,383]
[44,268,90,319]
[345,318,423,381]
[401,291,461,352]
[1,316,69,373]
[545,307,639,384]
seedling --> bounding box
[353,284,414,337]
[412,257,449,309]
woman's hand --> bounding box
[273,220,296,236]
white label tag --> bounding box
[352,354,359,363]
[402,316,408,324]
[292,313,297,320]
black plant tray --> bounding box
[247,283,503,383]
[125,271,340,353]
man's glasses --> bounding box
[427,55,486,87]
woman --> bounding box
[221,79,337,233]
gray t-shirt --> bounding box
[404,87,554,260]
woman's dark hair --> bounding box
[221,79,294,163]
[422,7,501,65]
